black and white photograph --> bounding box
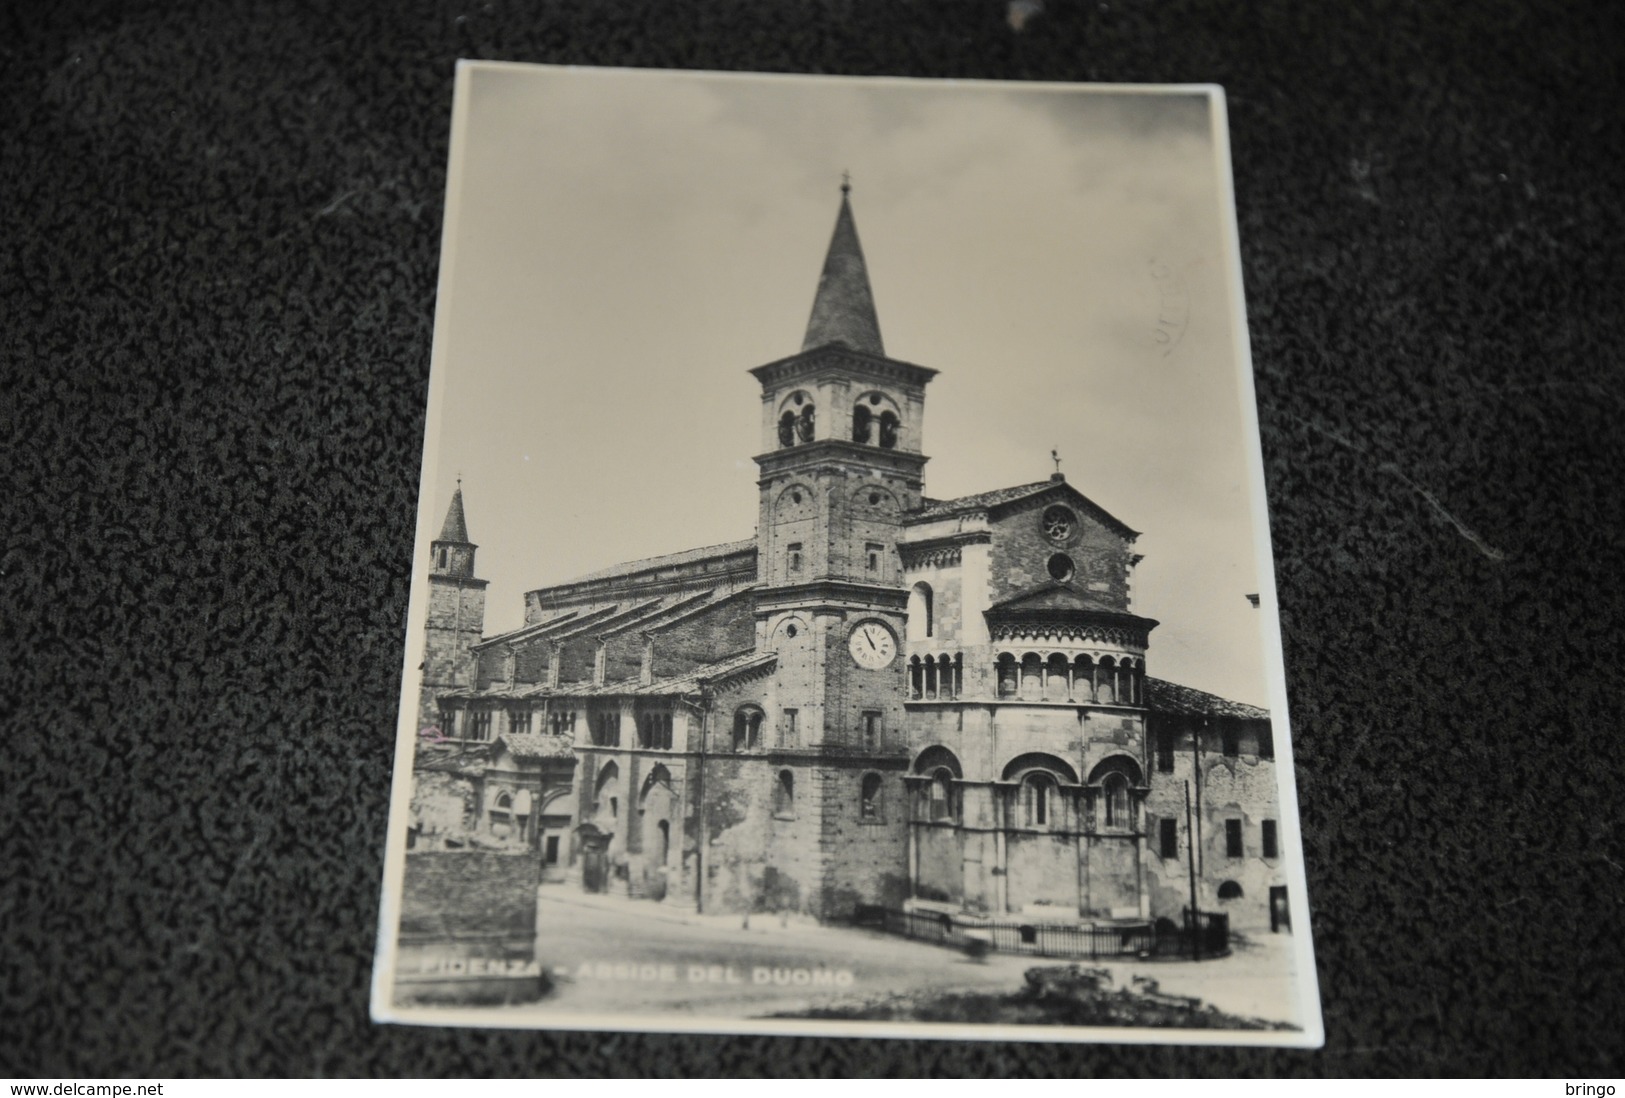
[371,62,1322,1046]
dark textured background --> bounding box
[3,0,1622,1078]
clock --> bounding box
[848,620,897,670]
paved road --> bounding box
[531,892,1035,1018]
[520,890,1305,1025]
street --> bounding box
[517,887,1306,1027]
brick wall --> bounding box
[650,597,755,680]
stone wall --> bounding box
[419,575,486,729]
[399,850,538,938]
[1142,713,1285,929]
[409,769,479,847]
[989,494,1133,609]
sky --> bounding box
[417,65,1278,708]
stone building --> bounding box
[411,185,1287,932]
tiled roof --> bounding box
[560,538,756,586]
[641,648,777,695]
[802,188,884,355]
[414,742,490,775]
[496,733,575,761]
[987,580,1127,616]
[500,648,778,701]
[913,480,1056,519]
[1145,677,1270,720]
[912,477,1138,539]
[437,487,470,543]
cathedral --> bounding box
[409,185,1289,936]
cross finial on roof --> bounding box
[841,170,851,195]
[1051,448,1061,474]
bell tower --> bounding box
[746,182,937,916]
[420,484,487,736]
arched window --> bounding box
[1072,656,1094,702]
[1218,880,1244,901]
[1102,772,1130,829]
[907,582,933,641]
[852,402,872,443]
[860,773,883,821]
[927,768,956,822]
[594,763,619,822]
[773,770,795,818]
[1096,657,1117,705]
[878,411,900,449]
[655,819,671,864]
[733,706,764,751]
[1020,653,1043,700]
[778,411,797,448]
[1045,653,1070,701]
[1023,773,1057,828]
[996,652,1018,698]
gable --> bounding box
[988,582,1123,615]
[985,488,1138,612]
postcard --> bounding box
[371,62,1322,1047]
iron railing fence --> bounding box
[852,905,1230,960]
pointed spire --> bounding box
[437,485,470,544]
[802,179,884,356]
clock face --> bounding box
[848,621,897,670]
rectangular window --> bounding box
[1155,727,1175,772]
[1258,725,1275,760]
[510,709,532,736]
[593,712,621,747]
[468,710,492,742]
[860,774,882,821]
[1262,819,1279,859]
[787,542,803,573]
[544,836,560,865]
[865,541,884,573]
[438,708,456,739]
[550,710,576,736]
[1159,817,1178,858]
[782,708,799,747]
[1225,818,1243,858]
[1221,724,1239,757]
[862,710,882,750]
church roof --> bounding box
[414,742,490,775]
[914,479,1065,518]
[638,648,778,696]
[802,185,884,356]
[1144,677,1270,721]
[561,538,756,586]
[447,647,777,704]
[494,732,575,761]
[436,487,471,544]
[987,581,1133,616]
[912,477,1139,539]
